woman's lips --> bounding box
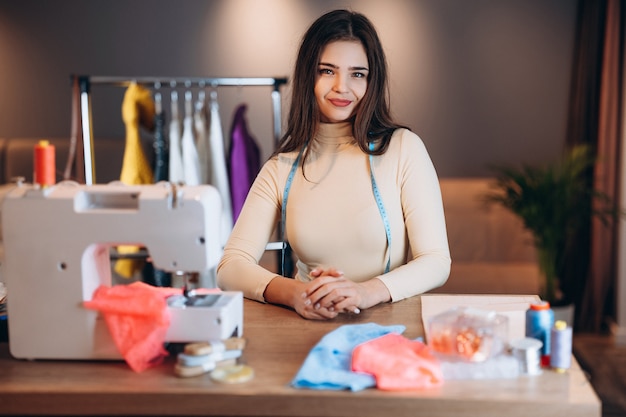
[329,99,352,107]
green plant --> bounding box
[484,144,617,304]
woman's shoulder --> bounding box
[258,151,301,181]
[274,150,303,171]
[389,127,427,153]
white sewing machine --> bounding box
[1,181,243,360]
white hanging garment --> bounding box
[208,90,234,246]
[181,90,201,186]
[168,90,185,183]
[194,89,210,184]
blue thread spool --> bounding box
[525,301,554,367]
[550,320,572,372]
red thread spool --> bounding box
[34,140,56,187]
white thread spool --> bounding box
[510,337,543,375]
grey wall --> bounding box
[0,0,578,177]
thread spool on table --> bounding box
[510,337,543,375]
[34,140,56,187]
[550,320,572,372]
[526,301,554,367]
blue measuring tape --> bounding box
[280,142,391,276]
[369,142,391,273]
[280,148,303,276]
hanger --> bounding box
[170,81,179,121]
[210,82,218,109]
[181,80,193,118]
[154,81,162,114]
[196,81,206,112]
[184,92,193,119]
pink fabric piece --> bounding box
[351,333,444,390]
[83,282,220,372]
[83,282,177,372]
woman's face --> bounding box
[314,40,369,123]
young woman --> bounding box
[217,9,450,320]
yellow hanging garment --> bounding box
[120,82,155,184]
[115,83,155,279]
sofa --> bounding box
[0,137,541,296]
[435,178,540,295]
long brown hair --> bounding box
[273,9,408,162]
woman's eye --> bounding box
[352,72,366,78]
[319,68,334,75]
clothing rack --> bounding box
[75,75,289,185]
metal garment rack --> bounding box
[75,75,288,185]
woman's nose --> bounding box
[332,75,348,93]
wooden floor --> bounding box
[573,333,626,417]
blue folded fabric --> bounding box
[291,323,406,391]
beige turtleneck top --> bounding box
[217,122,451,302]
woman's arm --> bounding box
[376,129,451,300]
[217,160,284,301]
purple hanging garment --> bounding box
[228,104,261,222]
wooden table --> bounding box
[0,296,600,417]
